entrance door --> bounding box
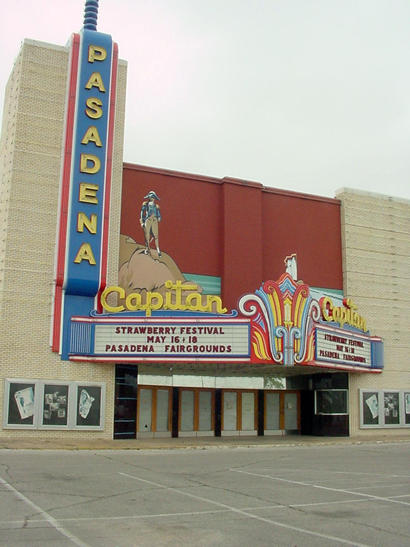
[138,388,152,433]
[198,390,213,434]
[222,391,257,435]
[265,392,280,432]
[241,392,256,432]
[222,391,237,434]
[180,389,195,432]
[179,389,214,436]
[284,392,298,430]
[156,389,170,433]
[264,391,300,434]
[137,386,171,437]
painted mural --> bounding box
[118,190,224,313]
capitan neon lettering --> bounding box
[100,281,227,317]
[320,296,367,332]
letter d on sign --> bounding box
[80,153,101,174]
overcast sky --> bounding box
[1,0,409,200]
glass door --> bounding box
[198,390,213,434]
[137,386,171,437]
[265,392,280,432]
[284,392,298,430]
[222,391,238,433]
[241,392,256,432]
[264,391,300,434]
[179,389,214,436]
[180,390,195,432]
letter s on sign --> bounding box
[85,97,103,119]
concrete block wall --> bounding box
[337,188,410,437]
[0,39,127,439]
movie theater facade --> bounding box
[1,27,409,441]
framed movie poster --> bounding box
[405,393,410,425]
[41,384,69,427]
[4,379,106,430]
[75,385,104,428]
[4,380,37,428]
[361,391,380,426]
[5,381,37,427]
[384,392,399,425]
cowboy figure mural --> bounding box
[140,190,161,256]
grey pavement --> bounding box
[0,439,409,546]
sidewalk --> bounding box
[1,433,409,450]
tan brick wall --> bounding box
[337,188,410,437]
[0,39,127,440]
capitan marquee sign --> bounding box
[68,272,383,373]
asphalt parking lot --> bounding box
[0,442,409,546]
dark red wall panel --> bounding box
[121,164,343,311]
[221,179,264,306]
[121,164,222,276]
[262,190,343,290]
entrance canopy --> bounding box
[69,272,383,374]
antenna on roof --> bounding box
[83,0,99,31]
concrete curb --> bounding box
[0,434,409,451]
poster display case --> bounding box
[360,390,409,428]
[3,379,105,430]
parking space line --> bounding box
[332,471,410,478]
[231,469,410,507]
[259,468,410,479]
[0,497,372,527]
[348,483,410,491]
[118,471,371,546]
[0,508,232,527]
[0,475,89,547]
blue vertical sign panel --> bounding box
[64,29,113,296]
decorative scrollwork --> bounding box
[239,293,282,362]
[240,273,322,366]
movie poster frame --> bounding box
[3,379,105,431]
[39,381,71,430]
[359,389,410,428]
[3,379,39,429]
[73,382,106,430]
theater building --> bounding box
[0,6,409,441]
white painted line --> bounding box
[249,497,371,510]
[118,471,371,546]
[0,475,89,547]
[0,508,232,526]
[0,497,372,527]
[231,469,410,507]
[256,467,410,479]
[347,483,410,491]
[332,471,410,478]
